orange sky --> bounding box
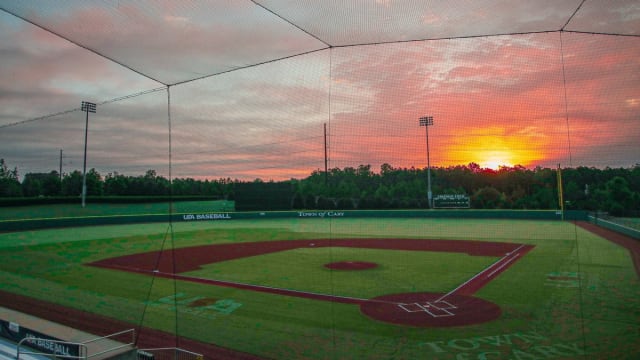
[1,6,638,180]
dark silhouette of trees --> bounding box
[1,158,638,215]
[0,159,22,197]
[22,171,61,197]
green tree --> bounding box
[103,172,130,195]
[22,171,61,197]
[62,170,83,196]
[604,176,635,216]
[472,186,505,209]
[0,159,22,197]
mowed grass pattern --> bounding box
[185,247,499,299]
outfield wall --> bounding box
[0,210,588,232]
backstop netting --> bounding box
[1,2,639,359]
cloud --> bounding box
[18,2,326,85]
[1,4,638,181]
[323,33,639,170]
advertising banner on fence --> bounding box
[433,194,470,208]
[0,319,80,358]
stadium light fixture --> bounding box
[419,116,434,208]
[81,101,96,208]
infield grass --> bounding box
[185,247,499,299]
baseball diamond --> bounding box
[0,218,638,359]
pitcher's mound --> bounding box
[324,261,378,270]
[360,292,501,327]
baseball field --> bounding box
[0,207,639,359]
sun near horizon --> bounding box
[437,133,545,171]
[479,151,515,170]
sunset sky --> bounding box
[0,1,638,181]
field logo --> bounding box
[146,293,242,320]
[420,330,586,359]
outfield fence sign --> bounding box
[433,194,470,209]
[0,209,590,232]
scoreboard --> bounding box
[433,194,470,208]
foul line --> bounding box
[437,244,527,302]
[155,271,369,305]
[104,265,428,308]
[485,244,526,278]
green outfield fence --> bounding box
[0,209,589,233]
[588,214,640,240]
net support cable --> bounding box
[250,0,333,48]
[0,86,167,129]
[559,30,588,359]
[133,86,180,347]
[0,7,167,86]
[166,86,180,349]
[561,0,586,31]
[326,47,338,352]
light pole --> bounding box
[419,116,434,208]
[81,101,96,208]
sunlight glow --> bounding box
[439,127,548,170]
[482,152,514,169]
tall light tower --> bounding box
[81,101,96,208]
[419,116,434,208]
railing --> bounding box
[16,329,135,360]
[589,214,640,239]
[14,330,204,360]
[82,328,136,359]
[137,348,203,360]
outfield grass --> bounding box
[0,217,638,359]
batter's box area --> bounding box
[399,300,457,317]
[360,292,501,327]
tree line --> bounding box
[1,159,638,216]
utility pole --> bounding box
[81,101,96,208]
[324,123,328,186]
[59,149,63,183]
[419,116,434,208]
